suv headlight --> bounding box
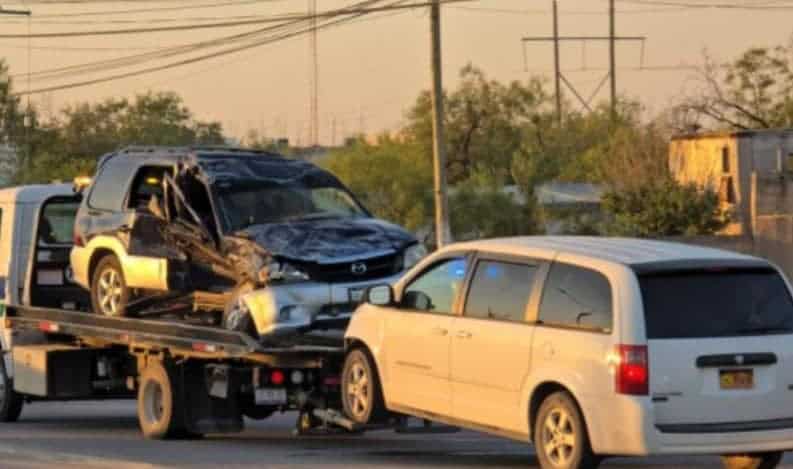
[267,261,310,282]
[403,243,428,270]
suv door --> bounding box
[383,256,469,416]
[451,256,542,433]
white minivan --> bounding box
[342,237,793,469]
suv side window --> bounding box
[401,257,468,315]
[128,166,171,210]
[538,262,612,332]
[88,158,135,211]
[464,260,537,322]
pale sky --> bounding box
[0,0,791,145]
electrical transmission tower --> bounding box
[522,0,646,122]
[309,0,319,147]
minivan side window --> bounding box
[401,257,468,315]
[538,262,612,331]
[464,260,537,323]
[88,159,134,211]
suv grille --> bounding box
[293,252,402,283]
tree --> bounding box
[678,43,793,131]
[602,179,729,237]
[15,91,225,184]
[404,65,549,185]
[321,137,434,235]
[449,183,541,240]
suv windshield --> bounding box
[214,180,367,233]
[640,267,793,339]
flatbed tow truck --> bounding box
[0,183,366,439]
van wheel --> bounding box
[721,452,783,469]
[91,256,130,317]
[0,355,23,422]
[341,348,386,425]
[534,391,600,469]
[137,360,188,439]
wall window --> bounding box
[721,146,730,173]
[401,257,468,315]
[464,260,537,323]
[719,175,736,204]
[538,262,613,332]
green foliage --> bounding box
[321,137,433,234]
[15,91,224,184]
[602,179,729,237]
[449,184,541,240]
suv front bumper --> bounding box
[239,272,405,339]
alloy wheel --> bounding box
[346,361,370,419]
[97,268,123,316]
[541,407,577,467]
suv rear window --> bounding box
[640,268,793,339]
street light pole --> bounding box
[430,0,450,248]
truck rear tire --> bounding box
[91,255,130,317]
[137,360,187,439]
[721,452,783,469]
[0,356,23,423]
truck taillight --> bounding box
[616,345,649,396]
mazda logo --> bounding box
[351,262,367,275]
[735,355,744,365]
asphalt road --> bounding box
[0,401,790,469]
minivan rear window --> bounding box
[640,268,793,339]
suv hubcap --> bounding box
[98,268,122,316]
[542,408,576,467]
[346,361,370,418]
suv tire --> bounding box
[91,255,130,317]
[341,348,386,425]
[721,452,783,469]
[534,391,600,469]
[0,355,23,422]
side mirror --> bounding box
[365,284,394,306]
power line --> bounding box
[614,0,793,8]
[20,0,287,18]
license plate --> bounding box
[255,388,287,405]
[37,269,63,286]
[348,287,366,304]
[720,369,754,390]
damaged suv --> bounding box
[70,146,423,341]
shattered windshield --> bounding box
[214,179,368,233]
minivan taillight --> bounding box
[616,345,649,395]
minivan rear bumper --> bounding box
[588,395,793,456]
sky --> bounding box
[0,0,791,145]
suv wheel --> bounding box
[721,452,783,469]
[341,348,386,425]
[91,256,130,317]
[534,391,600,469]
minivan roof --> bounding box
[0,184,75,204]
[447,236,763,268]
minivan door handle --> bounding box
[431,327,448,336]
[456,330,472,339]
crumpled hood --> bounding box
[239,217,416,264]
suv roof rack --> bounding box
[115,145,276,157]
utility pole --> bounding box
[309,0,319,147]
[430,0,450,248]
[609,0,617,121]
[552,0,562,124]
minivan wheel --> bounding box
[721,452,783,469]
[534,391,600,469]
[341,348,386,425]
[91,256,130,317]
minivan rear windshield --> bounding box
[639,268,793,339]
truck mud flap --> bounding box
[180,362,243,434]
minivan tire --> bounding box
[0,355,23,423]
[721,452,783,469]
[91,255,130,317]
[534,391,600,469]
[341,348,387,425]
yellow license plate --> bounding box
[719,369,754,390]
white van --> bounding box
[343,237,793,469]
[0,184,85,421]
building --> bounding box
[669,129,793,235]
